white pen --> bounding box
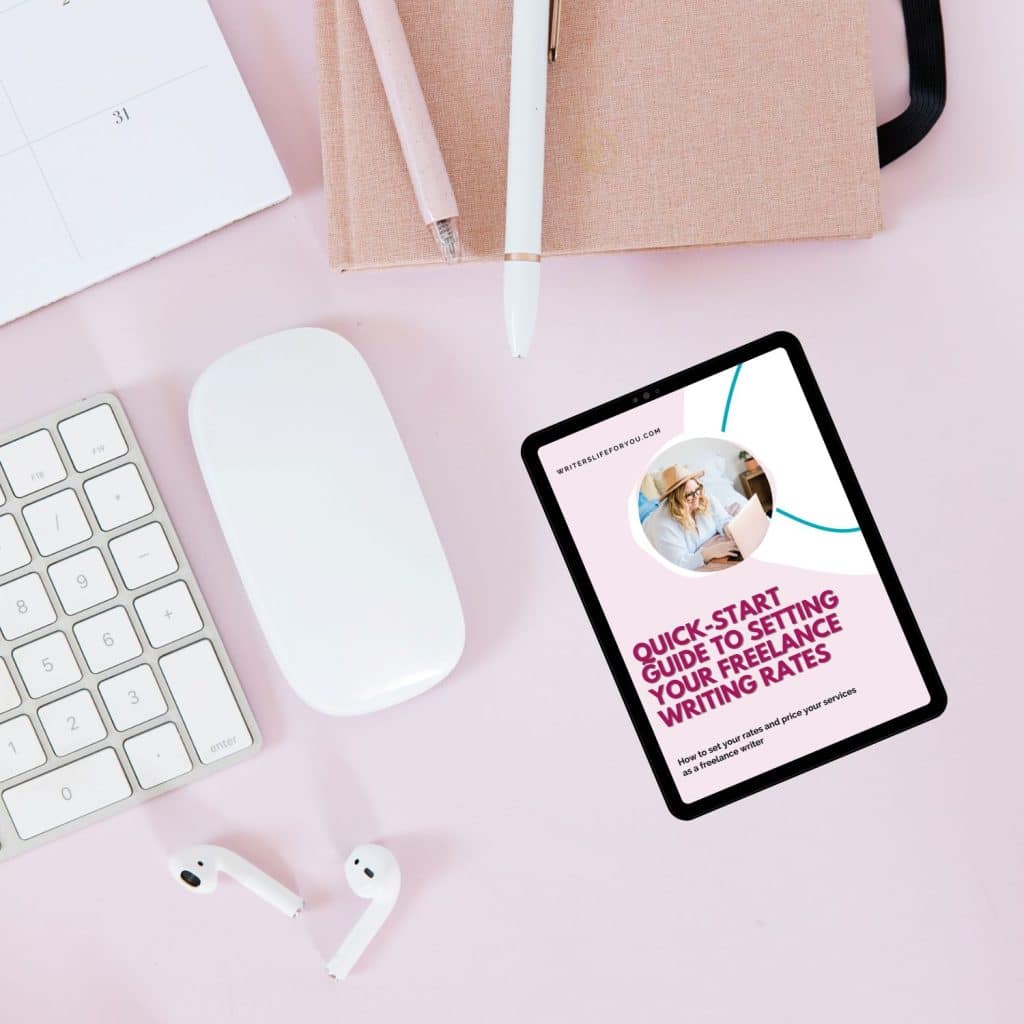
[504,0,560,359]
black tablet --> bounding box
[522,332,946,819]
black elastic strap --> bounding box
[877,0,947,166]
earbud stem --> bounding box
[327,900,394,979]
[222,849,304,917]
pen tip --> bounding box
[504,260,539,359]
[432,219,462,264]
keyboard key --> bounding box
[0,515,31,576]
[109,522,177,590]
[13,632,82,698]
[22,489,92,557]
[134,581,202,649]
[57,405,128,472]
[2,748,131,839]
[73,606,142,673]
[0,658,20,713]
[0,574,57,641]
[0,716,47,783]
[124,722,192,789]
[160,640,251,764]
[38,690,107,756]
[83,464,152,531]
[99,664,167,731]
[48,548,117,615]
[0,430,67,498]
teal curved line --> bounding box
[720,363,742,432]
[775,509,861,534]
[719,361,861,534]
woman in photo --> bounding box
[642,465,739,570]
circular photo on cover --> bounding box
[636,437,773,573]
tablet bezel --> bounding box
[521,331,947,819]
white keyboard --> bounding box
[0,395,260,861]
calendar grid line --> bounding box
[0,79,81,258]
[0,65,209,157]
[32,64,209,146]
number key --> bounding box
[48,548,117,615]
[73,606,141,673]
[12,632,82,698]
[99,664,167,731]
[0,573,57,641]
[38,690,107,756]
[2,749,131,839]
[0,716,47,783]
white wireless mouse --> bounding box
[189,327,465,715]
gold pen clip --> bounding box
[549,0,562,62]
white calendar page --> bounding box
[0,0,291,325]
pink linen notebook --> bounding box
[316,0,882,271]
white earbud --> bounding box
[327,844,401,979]
[169,844,304,918]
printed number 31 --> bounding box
[112,107,130,126]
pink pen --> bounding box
[356,0,462,263]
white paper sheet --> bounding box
[0,0,291,325]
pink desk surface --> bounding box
[1,3,1021,1022]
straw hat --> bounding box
[657,464,704,500]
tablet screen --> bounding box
[523,334,945,817]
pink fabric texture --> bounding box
[317,0,883,270]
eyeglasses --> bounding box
[682,485,703,500]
